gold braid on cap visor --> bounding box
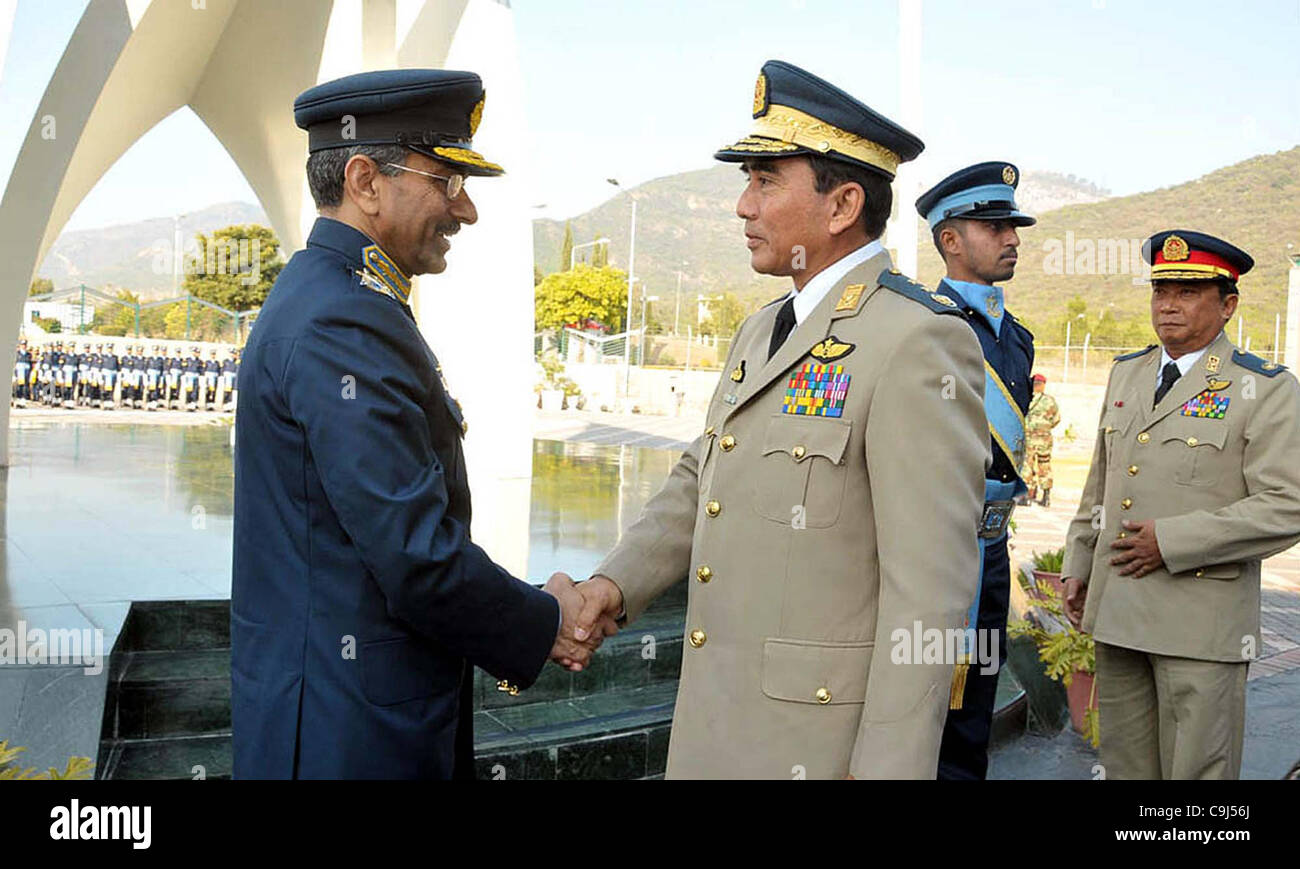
[746,104,901,176]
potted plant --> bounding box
[535,357,567,412]
[1030,546,1066,600]
[1008,582,1099,747]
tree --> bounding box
[559,221,574,272]
[698,292,748,337]
[534,264,630,333]
[590,235,608,268]
[183,224,283,312]
[28,277,53,297]
[534,265,543,287]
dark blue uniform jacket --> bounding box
[232,217,558,779]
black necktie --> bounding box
[767,297,797,362]
[1154,361,1181,407]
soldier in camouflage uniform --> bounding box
[1021,373,1060,506]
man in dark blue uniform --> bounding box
[232,69,606,780]
[12,338,30,406]
[917,162,1036,780]
[219,348,238,411]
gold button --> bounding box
[1195,569,1205,578]
[1137,431,1150,444]
[1117,531,1127,539]
[1121,498,1132,509]
[1186,436,1198,446]
[704,425,715,436]
[689,629,707,648]
[792,445,806,460]
[1103,426,1115,434]
[889,268,901,275]
[720,434,736,451]
[1127,465,1139,476]
[696,565,713,583]
[705,499,721,517]
[496,680,519,696]
[815,687,832,704]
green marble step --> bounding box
[101,732,233,781]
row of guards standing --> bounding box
[12,338,240,412]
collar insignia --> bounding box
[835,284,866,312]
[1206,354,1221,374]
[362,244,412,305]
[730,360,746,382]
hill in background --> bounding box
[533,164,1113,322]
[39,202,267,299]
[915,147,1300,350]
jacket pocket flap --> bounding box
[1160,419,1229,449]
[761,638,872,705]
[760,415,852,464]
[361,637,460,707]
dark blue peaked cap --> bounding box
[714,60,923,180]
[916,161,1036,229]
[294,69,503,176]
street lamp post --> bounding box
[608,178,637,398]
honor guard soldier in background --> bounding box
[36,342,53,405]
[1063,230,1300,779]
[121,345,137,408]
[233,69,604,779]
[58,341,75,408]
[74,342,89,406]
[85,343,101,407]
[12,338,30,406]
[203,348,221,410]
[145,345,163,410]
[100,342,119,409]
[165,347,183,409]
[182,346,203,411]
[219,347,239,411]
[916,161,1036,780]
[130,344,147,408]
[572,60,989,779]
[1021,373,1060,506]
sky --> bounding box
[1,0,1297,231]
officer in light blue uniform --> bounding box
[232,69,595,780]
[917,162,1036,780]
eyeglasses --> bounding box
[383,163,465,199]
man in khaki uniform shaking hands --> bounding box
[1062,230,1300,779]
[570,60,989,779]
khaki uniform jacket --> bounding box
[1063,332,1300,662]
[595,250,989,779]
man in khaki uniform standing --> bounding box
[569,61,989,779]
[1062,230,1300,779]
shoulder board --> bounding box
[877,269,965,317]
[1112,344,1157,362]
[1232,349,1287,377]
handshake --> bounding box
[542,572,625,671]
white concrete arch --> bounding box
[0,0,534,574]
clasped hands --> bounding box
[542,572,624,672]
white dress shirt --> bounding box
[784,239,886,324]
[1156,344,1209,389]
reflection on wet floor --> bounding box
[0,424,681,640]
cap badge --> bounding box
[469,94,485,138]
[1002,165,1016,185]
[753,72,768,118]
[1162,234,1190,262]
